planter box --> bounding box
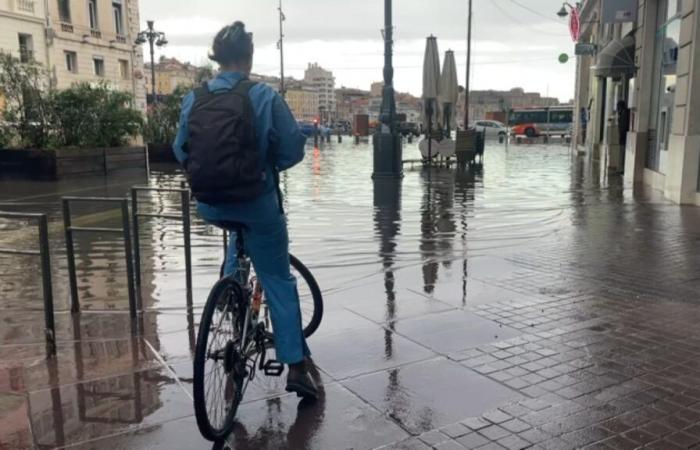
[0,146,147,180]
[147,143,177,163]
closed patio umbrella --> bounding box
[439,50,459,135]
[422,35,440,160]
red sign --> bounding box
[569,7,581,42]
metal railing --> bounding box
[0,212,55,355]
[131,187,193,308]
[62,197,137,317]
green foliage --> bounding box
[142,84,189,145]
[52,82,143,148]
[0,52,55,148]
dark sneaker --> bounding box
[286,361,319,401]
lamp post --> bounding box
[135,20,167,104]
[277,0,286,99]
[372,0,402,179]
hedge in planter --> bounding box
[52,82,143,148]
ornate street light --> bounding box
[557,2,580,18]
[135,20,167,103]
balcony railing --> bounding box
[115,35,126,44]
[90,29,102,39]
[16,0,35,13]
[60,22,74,33]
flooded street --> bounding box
[2,140,700,449]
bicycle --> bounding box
[192,221,324,442]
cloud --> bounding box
[144,0,576,100]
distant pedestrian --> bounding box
[617,100,630,172]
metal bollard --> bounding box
[62,197,138,318]
[62,200,79,314]
[181,190,193,309]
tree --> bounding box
[0,52,55,148]
[142,84,188,145]
[195,65,215,84]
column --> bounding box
[664,0,700,204]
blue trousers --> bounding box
[198,194,310,364]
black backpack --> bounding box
[184,79,265,204]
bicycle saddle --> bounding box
[215,220,249,232]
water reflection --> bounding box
[420,168,457,295]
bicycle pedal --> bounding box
[263,360,285,377]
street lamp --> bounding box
[135,20,167,103]
[557,2,580,18]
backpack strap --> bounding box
[192,81,209,99]
[233,79,256,95]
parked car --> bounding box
[473,120,509,140]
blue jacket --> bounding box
[173,71,306,218]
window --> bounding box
[88,0,98,29]
[112,1,123,36]
[65,51,77,73]
[58,0,71,22]
[119,59,129,79]
[17,34,33,63]
[93,57,104,76]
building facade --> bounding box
[336,87,370,123]
[0,0,146,111]
[304,63,335,122]
[286,85,318,122]
[573,0,700,205]
[144,57,197,95]
[0,0,49,66]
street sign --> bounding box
[559,53,569,64]
[575,43,597,56]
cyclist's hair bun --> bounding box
[209,21,253,66]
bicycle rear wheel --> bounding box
[261,254,323,340]
[193,278,247,442]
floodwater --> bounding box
[2,139,700,450]
[0,140,580,316]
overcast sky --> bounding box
[140,0,576,101]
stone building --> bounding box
[286,86,318,122]
[0,0,49,66]
[144,57,198,95]
[304,63,335,122]
[336,87,369,123]
[572,0,700,205]
[0,0,146,111]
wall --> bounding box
[0,0,48,66]
[44,0,145,111]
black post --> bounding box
[372,0,402,178]
[131,188,141,292]
[120,199,137,317]
[181,190,193,308]
[62,199,79,314]
[38,214,55,356]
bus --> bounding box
[508,106,573,137]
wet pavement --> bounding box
[1,140,700,449]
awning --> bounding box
[592,34,636,78]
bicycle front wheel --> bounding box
[193,278,247,442]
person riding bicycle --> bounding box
[173,21,318,400]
